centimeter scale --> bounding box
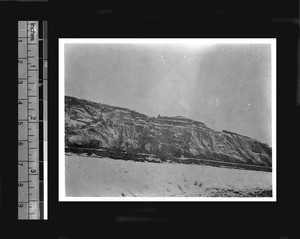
[18,21,47,220]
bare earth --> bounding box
[65,154,272,197]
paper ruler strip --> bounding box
[18,21,47,220]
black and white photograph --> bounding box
[1,0,300,237]
[59,39,276,201]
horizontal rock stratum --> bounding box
[65,96,272,168]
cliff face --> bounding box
[65,96,272,167]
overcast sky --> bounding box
[64,42,272,145]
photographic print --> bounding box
[59,39,276,201]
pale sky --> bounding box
[64,42,272,145]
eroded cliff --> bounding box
[65,96,272,168]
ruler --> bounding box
[18,21,47,220]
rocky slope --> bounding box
[65,96,272,168]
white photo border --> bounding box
[59,38,276,202]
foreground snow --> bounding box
[65,154,272,198]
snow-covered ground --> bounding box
[65,154,272,198]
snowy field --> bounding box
[65,154,272,198]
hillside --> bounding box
[65,96,272,169]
